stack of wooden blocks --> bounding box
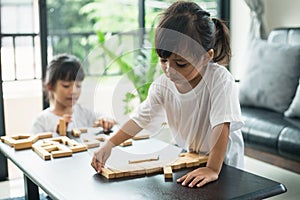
[101,152,208,180]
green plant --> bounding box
[97,25,159,114]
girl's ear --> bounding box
[47,84,53,91]
[207,49,214,59]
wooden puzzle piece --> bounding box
[1,132,53,150]
[132,134,150,140]
[44,136,87,153]
[128,155,159,164]
[100,152,208,179]
[32,144,52,160]
[80,134,106,149]
[163,166,173,179]
[72,128,81,137]
[94,135,105,142]
[59,118,67,136]
[101,167,116,179]
[71,128,88,137]
[119,139,132,147]
[82,139,100,149]
[51,144,73,158]
[171,152,208,169]
[32,141,72,160]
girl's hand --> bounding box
[94,118,115,132]
[91,141,114,173]
[177,167,219,188]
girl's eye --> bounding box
[62,84,70,88]
[176,63,187,67]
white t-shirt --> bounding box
[30,104,103,134]
[132,63,244,168]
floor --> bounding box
[0,155,299,200]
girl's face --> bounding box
[160,54,201,85]
[50,80,82,108]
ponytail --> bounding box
[212,18,231,66]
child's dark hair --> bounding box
[155,1,231,65]
[44,54,85,101]
[45,54,85,87]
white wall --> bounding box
[3,80,43,135]
[230,0,300,80]
[264,0,300,34]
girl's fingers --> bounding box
[197,178,209,187]
[189,176,205,188]
[177,174,187,183]
[91,155,105,173]
[181,174,194,186]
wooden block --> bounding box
[128,155,159,164]
[129,168,146,176]
[170,159,186,170]
[11,134,31,140]
[37,132,53,139]
[69,144,87,153]
[59,118,66,136]
[65,138,78,146]
[94,135,105,142]
[51,150,72,158]
[83,139,100,149]
[32,144,51,160]
[1,135,33,150]
[106,167,125,178]
[14,139,32,150]
[132,134,150,140]
[28,135,39,143]
[72,128,81,137]
[45,136,67,144]
[42,145,58,152]
[119,139,132,147]
[1,136,15,147]
[40,141,59,146]
[101,167,116,179]
[79,128,88,133]
[163,166,173,179]
[145,166,163,174]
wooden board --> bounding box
[98,139,208,179]
[0,132,53,150]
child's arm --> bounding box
[91,119,142,173]
[177,122,230,187]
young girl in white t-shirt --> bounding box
[30,54,115,134]
[91,1,244,188]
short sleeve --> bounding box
[210,77,244,132]
[131,82,165,131]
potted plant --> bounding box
[96,26,160,114]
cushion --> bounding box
[239,39,300,113]
[284,80,300,118]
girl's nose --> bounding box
[166,64,170,74]
[71,85,79,94]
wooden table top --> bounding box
[0,136,286,200]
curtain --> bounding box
[244,0,267,39]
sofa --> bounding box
[238,27,300,173]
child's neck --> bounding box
[51,103,73,117]
[175,66,206,93]
[176,73,202,93]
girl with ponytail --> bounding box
[92,1,244,188]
